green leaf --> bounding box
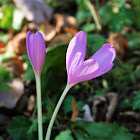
[76,0,91,23]
[55,130,74,140]
[81,23,95,33]
[0,68,13,91]
[41,44,67,93]
[120,98,132,110]
[28,116,46,134]
[98,3,112,25]
[95,90,106,95]
[0,83,11,91]
[98,2,135,33]
[64,95,74,114]
[0,33,10,43]
[0,4,15,29]
[0,52,16,65]
[132,0,140,29]
[72,121,134,140]
[77,101,84,111]
[126,33,140,50]
[132,91,140,110]
[45,99,55,118]
[109,62,137,89]
[0,137,4,140]
[7,116,32,140]
[23,53,34,81]
[43,44,67,72]
[87,34,105,54]
[64,95,84,114]
[0,67,13,91]
[0,0,9,5]
[73,129,99,140]
[0,69,13,82]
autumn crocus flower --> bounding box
[26,30,46,76]
[26,30,46,140]
[66,31,116,87]
[45,31,116,140]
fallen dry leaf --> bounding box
[107,33,128,60]
[6,31,27,56]
[92,92,118,122]
[6,57,24,77]
[119,111,140,134]
[44,22,56,41]
[92,96,107,122]
[105,92,118,122]
[71,99,79,121]
[0,78,24,109]
[48,34,69,47]
[55,13,78,33]
[120,111,140,123]
[42,14,78,42]
[64,27,77,38]
[0,41,6,53]
[27,95,35,111]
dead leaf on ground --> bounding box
[6,57,24,77]
[107,33,128,60]
[120,111,140,123]
[27,95,35,111]
[0,78,24,109]
[43,14,78,42]
[44,22,57,41]
[71,99,79,121]
[55,13,79,33]
[119,111,140,134]
[48,34,69,47]
[92,92,118,122]
[64,27,77,38]
[6,31,27,56]
[92,96,107,122]
[105,92,118,122]
[0,41,6,53]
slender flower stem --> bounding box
[45,85,71,140]
[35,74,43,140]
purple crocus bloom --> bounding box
[66,31,116,87]
[26,30,46,75]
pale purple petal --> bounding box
[95,63,114,77]
[66,31,87,75]
[68,59,99,86]
[34,31,46,73]
[68,52,82,80]
[90,43,116,75]
[28,34,37,71]
[26,30,32,64]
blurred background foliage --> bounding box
[0,0,140,140]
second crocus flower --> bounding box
[66,31,116,87]
[45,31,116,140]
